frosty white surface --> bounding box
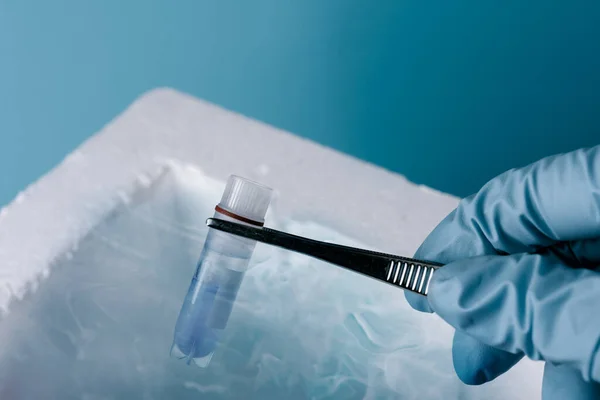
[0,165,535,399]
[0,88,543,398]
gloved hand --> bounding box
[405,145,600,400]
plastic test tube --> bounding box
[171,175,273,367]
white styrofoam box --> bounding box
[0,88,543,399]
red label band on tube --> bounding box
[214,205,264,227]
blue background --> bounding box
[1,1,599,207]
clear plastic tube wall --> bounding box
[171,175,272,367]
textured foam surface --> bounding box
[0,166,537,399]
[0,89,543,398]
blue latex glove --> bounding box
[405,145,600,399]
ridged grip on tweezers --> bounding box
[206,218,442,296]
[383,259,439,295]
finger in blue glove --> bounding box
[428,251,600,383]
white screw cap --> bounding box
[217,175,273,224]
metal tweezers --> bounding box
[206,218,443,296]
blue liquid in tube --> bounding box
[171,176,272,367]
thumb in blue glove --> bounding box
[405,145,600,399]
